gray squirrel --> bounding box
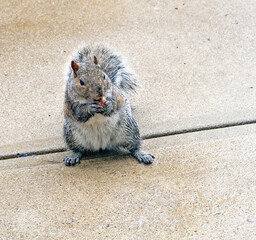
[63,44,154,166]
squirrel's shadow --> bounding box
[79,149,130,164]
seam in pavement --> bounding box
[143,119,256,140]
[1,120,256,160]
[0,148,67,161]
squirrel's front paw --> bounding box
[88,104,104,115]
[102,101,113,116]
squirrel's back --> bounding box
[66,44,137,93]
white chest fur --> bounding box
[72,113,125,151]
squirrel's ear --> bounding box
[94,56,98,65]
[71,61,79,77]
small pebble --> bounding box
[66,220,73,224]
[247,219,254,223]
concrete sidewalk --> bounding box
[1,0,256,239]
[0,125,256,239]
[1,0,256,157]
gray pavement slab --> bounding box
[1,0,256,156]
[0,124,256,239]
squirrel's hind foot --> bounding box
[132,150,155,165]
[63,152,82,166]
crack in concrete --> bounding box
[143,119,256,140]
[1,120,256,160]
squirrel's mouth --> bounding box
[94,97,106,107]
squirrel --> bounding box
[63,44,154,166]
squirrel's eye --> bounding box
[80,80,85,86]
[103,74,105,79]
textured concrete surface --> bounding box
[1,1,256,238]
[1,0,256,156]
[0,124,256,239]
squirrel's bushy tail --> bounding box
[74,44,137,93]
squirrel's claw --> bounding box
[63,155,81,166]
[102,101,113,116]
[132,150,154,165]
[88,104,104,115]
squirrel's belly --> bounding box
[73,113,123,151]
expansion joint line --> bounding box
[1,120,256,160]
